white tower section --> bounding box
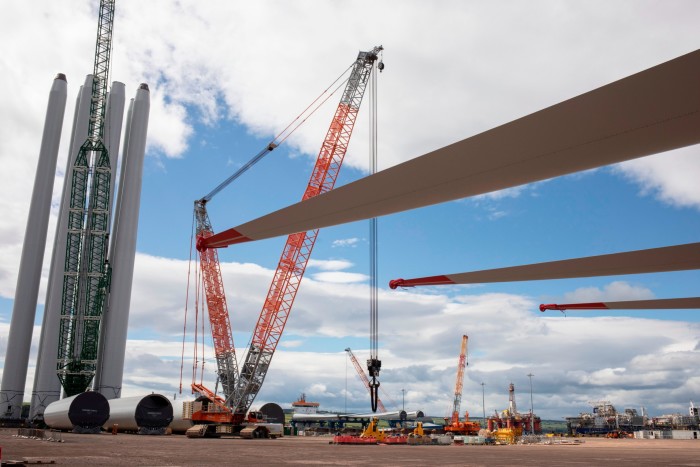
[95,83,150,399]
[0,74,68,421]
[30,78,125,421]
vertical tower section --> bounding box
[32,80,125,420]
[0,75,68,421]
[94,84,150,399]
[57,0,116,396]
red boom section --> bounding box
[198,231,236,358]
[227,46,382,417]
[252,103,356,351]
[193,204,239,403]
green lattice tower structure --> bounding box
[57,0,116,396]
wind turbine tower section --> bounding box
[0,75,68,421]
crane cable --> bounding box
[179,212,197,394]
[201,63,354,203]
[368,57,381,412]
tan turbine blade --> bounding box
[540,297,700,311]
[389,242,700,288]
[205,49,700,248]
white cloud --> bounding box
[475,186,530,201]
[616,147,700,210]
[310,272,368,284]
[562,281,655,303]
[332,238,360,248]
[307,259,354,271]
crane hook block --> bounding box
[378,61,385,72]
[367,358,382,377]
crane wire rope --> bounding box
[368,57,380,412]
[179,213,198,394]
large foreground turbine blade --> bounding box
[540,297,700,311]
[389,242,700,288]
[203,49,700,248]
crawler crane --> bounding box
[185,46,384,437]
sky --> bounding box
[0,0,699,421]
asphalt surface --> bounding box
[1,429,699,466]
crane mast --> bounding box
[345,348,387,412]
[227,46,383,419]
[57,0,116,396]
[451,335,468,424]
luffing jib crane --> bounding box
[57,0,116,396]
[188,46,383,436]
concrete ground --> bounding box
[1,429,700,466]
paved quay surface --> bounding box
[1,429,700,466]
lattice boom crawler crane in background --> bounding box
[186,46,383,437]
[444,335,481,436]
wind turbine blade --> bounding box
[205,49,700,248]
[389,242,700,288]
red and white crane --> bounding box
[444,335,480,435]
[186,46,384,436]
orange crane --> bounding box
[188,46,384,437]
[345,348,387,412]
[444,335,481,436]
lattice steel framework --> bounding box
[450,335,468,424]
[229,46,383,418]
[194,201,239,401]
[57,0,116,396]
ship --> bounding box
[291,393,320,415]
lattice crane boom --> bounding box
[193,202,239,401]
[226,46,383,419]
[57,0,116,396]
[451,335,468,424]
